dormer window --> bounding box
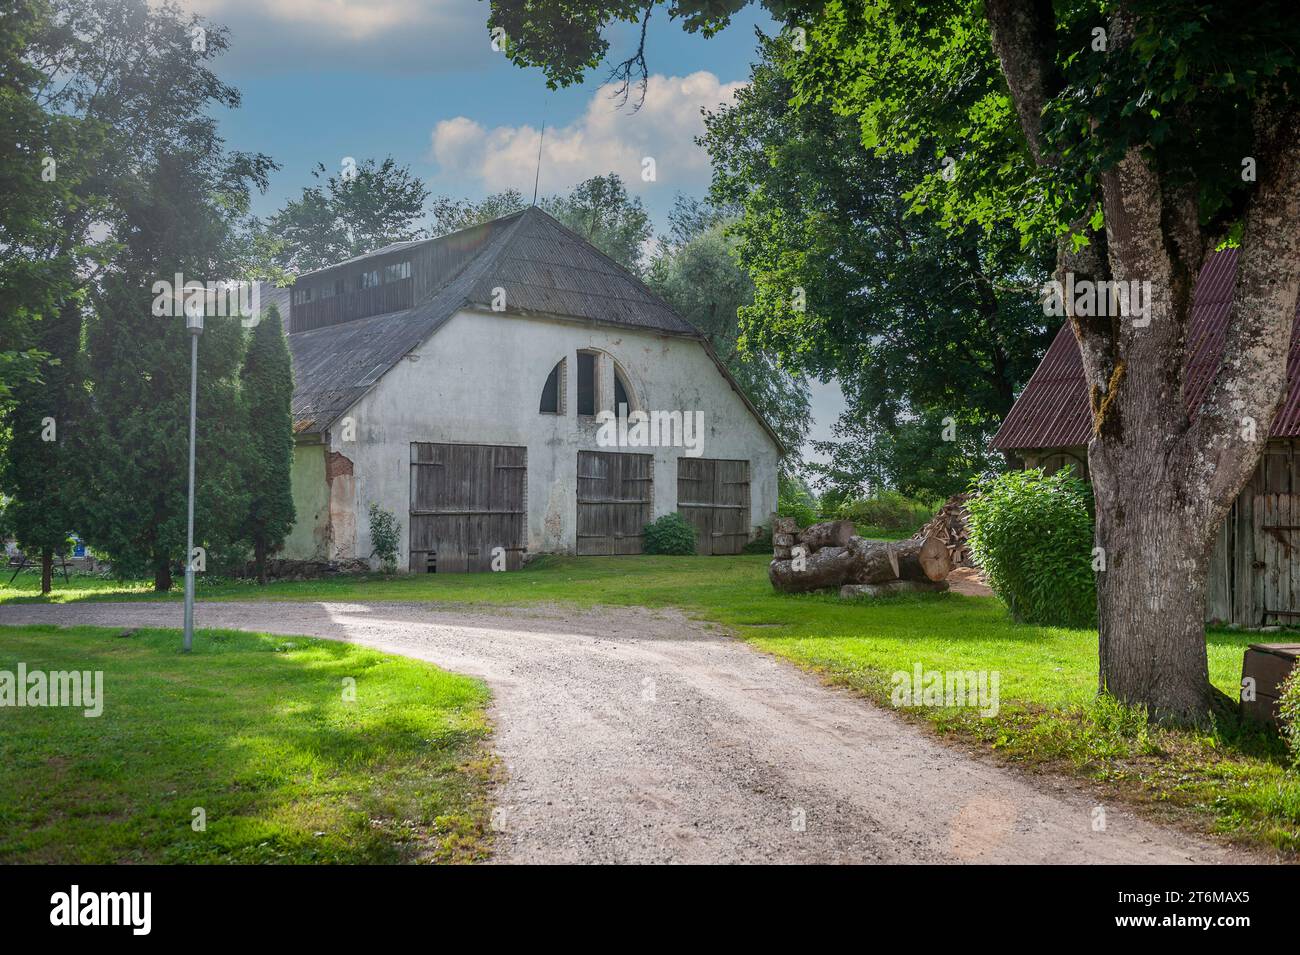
[539,359,565,414]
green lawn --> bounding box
[4,554,1299,853]
[0,624,492,864]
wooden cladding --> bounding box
[290,276,413,332]
[677,457,751,555]
[576,451,652,555]
[409,442,526,572]
[1208,441,1300,626]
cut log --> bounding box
[840,579,950,599]
[797,520,856,551]
[773,545,793,560]
[890,535,953,582]
[769,546,855,593]
[772,533,796,548]
[772,516,800,536]
[846,536,901,584]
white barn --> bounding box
[266,207,782,572]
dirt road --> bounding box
[0,600,1252,864]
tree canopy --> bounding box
[268,157,429,274]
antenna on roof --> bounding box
[531,121,546,206]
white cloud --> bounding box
[178,0,485,72]
[430,72,745,197]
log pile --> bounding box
[913,492,974,566]
[769,517,953,598]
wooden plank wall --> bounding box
[575,451,653,555]
[291,277,413,332]
[1206,439,1299,627]
[677,458,751,555]
[409,442,526,572]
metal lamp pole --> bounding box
[183,306,203,652]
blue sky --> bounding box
[195,0,844,462]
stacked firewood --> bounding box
[913,492,974,566]
[769,517,953,597]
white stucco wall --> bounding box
[301,309,781,569]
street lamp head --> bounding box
[186,310,204,334]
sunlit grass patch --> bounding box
[0,624,492,864]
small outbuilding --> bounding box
[992,249,1300,628]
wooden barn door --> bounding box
[409,442,526,572]
[576,451,653,555]
[677,458,751,555]
[1256,444,1300,626]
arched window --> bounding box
[576,351,597,416]
[539,359,564,414]
[614,366,633,418]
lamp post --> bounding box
[183,302,203,653]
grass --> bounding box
[0,624,492,864]
[4,554,1299,854]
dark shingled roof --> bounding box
[992,249,1300,452]
[276,207,783,449]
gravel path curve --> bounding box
[0,600,1255,864]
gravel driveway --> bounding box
[0,600,1254,864]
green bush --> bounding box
[966,468,1096,627]
[835,490,935,533]
[367,503,400,573]
[644,513,698,555]
[1280,666,1300,769]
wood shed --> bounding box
[991,249,1300,628]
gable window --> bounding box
[576,351,597,416]
[614,367,633,418]
[539,359,565,414]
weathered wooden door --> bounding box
[409,442,526,572]
[677,457,751,555]
[576,450,653,555]
[1256,491,1300,625]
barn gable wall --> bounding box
[284,309,780,569]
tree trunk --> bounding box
[769,546,855,593]
[1093,482,1216,723]
[154,560,172,593]
[40,548,52,596]
[797,520,856,550]
[891,536,952,582]
[846,537,901,583]
[255,540,267,585]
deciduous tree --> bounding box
[486,0,1300,723]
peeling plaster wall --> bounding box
[283,442,329,560]
[312,309,781,570]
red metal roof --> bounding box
[991,249,1300,451]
